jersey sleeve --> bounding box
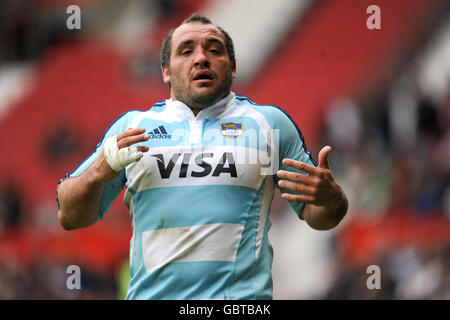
[272,108,317,219]
[57,112,132,220]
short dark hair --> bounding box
[160,13,235,68]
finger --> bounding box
[278,180,316,195]
[318,146,332,169]
[282,158,318,175]
[277,170,310,184]
[281,193,315,204]
[116,127,146,141]
[137,146,149,153]
[117,133,149,149]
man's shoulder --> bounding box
[235,94,307,142]
[127,100,166,116]
[234,94,293,123]
[111,100,166,125]
[235,94,280,109]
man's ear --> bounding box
[231,61,237,79]
[162,66,170,84]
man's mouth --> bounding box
[192,71,214,82]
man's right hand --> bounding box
[57,127,150,230]
[92,127,150,183]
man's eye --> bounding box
[182,50,192,55]
[209,49,220,54]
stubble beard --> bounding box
[170,68,233,110]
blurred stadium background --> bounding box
[0,0,449,299]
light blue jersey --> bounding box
[60,92,316,300]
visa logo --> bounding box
[150,152,237,179]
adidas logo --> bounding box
[148,125,171,139]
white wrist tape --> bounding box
[103,135,143,172]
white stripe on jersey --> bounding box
[142,223,244,272]
[255,176,275,259]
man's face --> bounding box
[162,22,236,110]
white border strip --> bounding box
[142,223,244,272]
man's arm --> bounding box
[276,146,348,230]
[57,128,149,230]
[57,164,106,230]
[300,195,348,231]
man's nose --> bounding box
[193,49,210,68]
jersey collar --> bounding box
[166,92,236,120]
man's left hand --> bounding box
[276,146,345,211]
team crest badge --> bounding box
[220,122,243,139]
